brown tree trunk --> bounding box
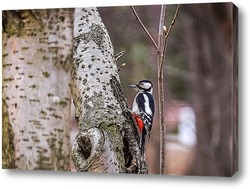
[183,3,238,176]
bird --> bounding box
[129,80,155,160]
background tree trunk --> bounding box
[182,3,238,176]
[2,9,73,170]
[71,7,142,173]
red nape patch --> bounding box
[133,114,144,133]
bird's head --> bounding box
[129,80,153,94]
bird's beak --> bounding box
[129,84,137,88]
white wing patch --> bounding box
[132,93,140,115]
[143,94,152,115]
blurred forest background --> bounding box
[69,3,237,176]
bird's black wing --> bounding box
[136,93,154,134]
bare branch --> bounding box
[165,4,180,40]
[157,4,167,175]
[115,51,126,72]
[158,5,167,76]
[160,4,181,76]
[158,5,167,48]
[158,4,180,175]
[130,6,159,51]
[118,63,126,72]
[115,51,126,61]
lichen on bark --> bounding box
[71,7,143,173]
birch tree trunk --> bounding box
[2,9,73,170]
[71,7,143,173]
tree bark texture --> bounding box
[157,5,166,175]
[2,99,15,169]
[2,9,73,170]
[71,7,143,173]
[182,3,237,176]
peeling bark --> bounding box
[2,9,73,170]
[71,7,144,173]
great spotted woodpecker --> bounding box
[129,80,155,160]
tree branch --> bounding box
[165,4,180,40]
[157,4,167,175]
[158,4,180,174]
[160,4,180,77]
[130,6,159,52]
[115,51,126,61]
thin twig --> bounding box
[160,4,180,76]
[165,4,180,40]
[158,4,180,175]
[118,63,126,72]
[115,51,126,61]
[130,6,159,52]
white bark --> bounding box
[71,7,142,173]
[71,7,122,127]
[2,9,73,170]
